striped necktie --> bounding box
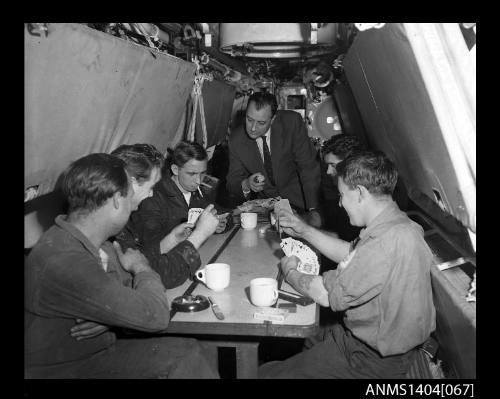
[260,136,275,186]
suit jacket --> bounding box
[226,110,321,210]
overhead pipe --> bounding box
[201,53,242,83]
[201,54,228,74]
[137,23,170,43]
[121,23,170,44]
[200,46,249,76]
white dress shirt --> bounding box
[182,192,192,205]
[256,127,272,162]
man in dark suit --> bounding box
[226,92,321,226]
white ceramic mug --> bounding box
[241,212,257,229]
[196,263,230,291]
[250,277,278,307]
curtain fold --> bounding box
[25,23,196,195]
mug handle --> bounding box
[196,269,206,284]
[272,289,278,301]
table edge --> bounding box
[166,317,319,338]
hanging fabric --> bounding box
[186,57,213,148]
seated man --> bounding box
[25,153,218,378]
[112,143,220,289]
[260,151,435,379]
[320,134,365,242]
[120,141,230,288]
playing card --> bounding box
[274,198,293,216]
[280,237,294,256]
[187,208,204,224]
[280,237,320,275]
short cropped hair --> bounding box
[247,91,278,116]
[111,143,164,183]
[321,134,365,160]
[336,150,398,196]
[62,153,129,214]
[169,140,207,168]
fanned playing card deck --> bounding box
[280,237,320,275]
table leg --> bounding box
[235,342,259,379]
[200,341,219,373]
[200,340,259,379]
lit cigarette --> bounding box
[197,186,204,197]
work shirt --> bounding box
[25,215,170,370]
[323,201,436,356]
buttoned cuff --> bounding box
[173,240,202,275]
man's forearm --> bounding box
[187,230,208,249]
[286,269,329,307]
[301,226,350,263]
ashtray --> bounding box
[171,294,210,312]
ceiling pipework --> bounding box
[219,23,338,58]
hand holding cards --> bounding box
[274,198,293,216]
[216,212,230,233]
[280,237,320,275]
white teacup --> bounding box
[241,212,257,229]
[250,278,278,307]
[196,263,230,291]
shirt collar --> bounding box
[262,127,271,140]
[358,201,403,240]
[54,215,102,260]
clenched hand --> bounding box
[70,319,109,341]
[113,241,151,275]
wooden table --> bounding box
[165,223,319,378]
